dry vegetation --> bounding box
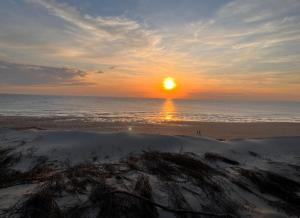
[1,147,300,218]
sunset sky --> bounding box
[0,0,300,100]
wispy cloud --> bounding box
[0,0,299,99]
[26,0,161,60]
[163,0,300,83]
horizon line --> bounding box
[1,92,300,104]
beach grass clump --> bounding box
[141,152,183,181]
[139,152,243,217]
[0,161,56,189]
[89,175,158,218]
[140,151,222,189]
[0,147,15,167]
[19,190,62,218]
[64,164,104,194]
[204,152,240,165]
[141,152,219,179]
[38,163,107,196]
[0,147,23,188]
[165,184,195,216]
[0,147,54,188]
[238,168,300,216]
[133,175,159,217]
[65,164,105,179]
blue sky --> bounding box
[34,0,230,24]
[0,0,300,100]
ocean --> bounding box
[0,94,299,123]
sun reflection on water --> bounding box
[161,99,176,121]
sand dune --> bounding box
[0,128,300,217]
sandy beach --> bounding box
[1,116,300,218]
[1,115,300,139]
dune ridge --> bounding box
[0,128,300,217]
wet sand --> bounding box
[1,115,300,139]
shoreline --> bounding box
[1,115,300,139]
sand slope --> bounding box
[0,128,299,218]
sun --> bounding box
[163,77,177,91]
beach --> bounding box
[1,115,300,217]
[1,128,300,217]
[1,115,300,139]
[1,0,300,216]
[1,97,300,218]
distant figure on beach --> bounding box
[197,129,202,136]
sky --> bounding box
[0,0,300,101]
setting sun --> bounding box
[163,77,177,91]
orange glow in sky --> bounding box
[0,0,299,101]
